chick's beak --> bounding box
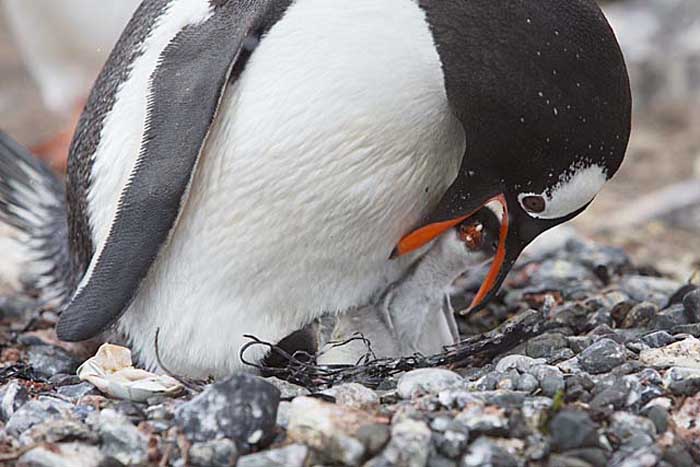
[394,194,527,314]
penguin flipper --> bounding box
[57,1,288,341]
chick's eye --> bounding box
[522,195,546,213]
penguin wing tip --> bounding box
[56,312,100,342]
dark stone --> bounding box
[549,410,598,452]
[578,339,627,374]
[527,332,569,358]
[654,304,690,330]
[57,382,99,401]
[27,345,80,379]
[664,368,700,396]
[683,289,700,323]
[639,331,677,349]
[590,388,628,413]
[564,448,610,466]
[356,424,391,457]
[622,302,658,329]
[642,405,668,434]
[189,439,239,467]
[175,373,280,452]
[663,445,696,467]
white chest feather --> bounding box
[91,0,465,378]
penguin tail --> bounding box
[0,130,72,307]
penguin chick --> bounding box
[317,208,499,365]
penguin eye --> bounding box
[521,195,546,213]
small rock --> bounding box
[662,445,695,467]
[0,380,28,422]
[671,393,700,454]
[549,410,598,452]
[516,373,539,393]
[356,423,391,457]
[19,418,97,446]
[683,289,700,323]
[461,436,519,467]
[237,444,309,467]
[6,396,72,437]
[26,345,80,379]
[365,419,432,467]
[18,442,105,467]
[321,383,379,411]
[526,333,569,359]
[547,454,594,467]
[642,405,668,434]
[397,369,463,399]
[529,365,565,397]
[455,403,509,437]
[620,276,681,307]
[496,355,545,373]
[564,448,610,466]
[639,336,700,368]
[97,409,148,465]
[264,377,310,399]
[654,305,690,330]
[432,421,470,459]
[276,400,291,429]
[639,331,677,349]
[608,412,657,444]
[189,439,238,467]
[578,338,627,374]
[622,302,658,329]
[287,396,378,466]
[175,373,280,452]
[663,367,700,396]
[57,382,98,401]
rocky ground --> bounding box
[1,232,699,467]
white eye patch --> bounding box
[518,164,608,220]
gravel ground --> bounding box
[0,232,699,467]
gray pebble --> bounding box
[654,304,689,330]
[642,405,668,434]
[516,373,539,393]
[397,369,463,399]
[237,444,309,467]
[189,439,238,467]
[27,345,80,380]
[0,380,28,422]
[622,302,658,329]
[18,442,105,467]
[175,373,280,452]
[461,436,518,467]
[356,423,391,457]
[579,338,627,374]
[57,382,98,401]
[97,409,149,466]
[549,410,598,451]
[365,419,432,467]
[682,289,700,322]
[663,367,700,396]
[527,332,569,358]
[639,331,677,349]
[6,396,72,437]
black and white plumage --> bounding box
[0,0,631,378]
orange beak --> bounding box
[394,194,510,312]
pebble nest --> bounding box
[1,232,699,467]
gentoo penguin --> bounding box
[317,209,500,365]
[2,0,140,168]
[0,0,631,378]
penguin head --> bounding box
[397,0,631,311]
